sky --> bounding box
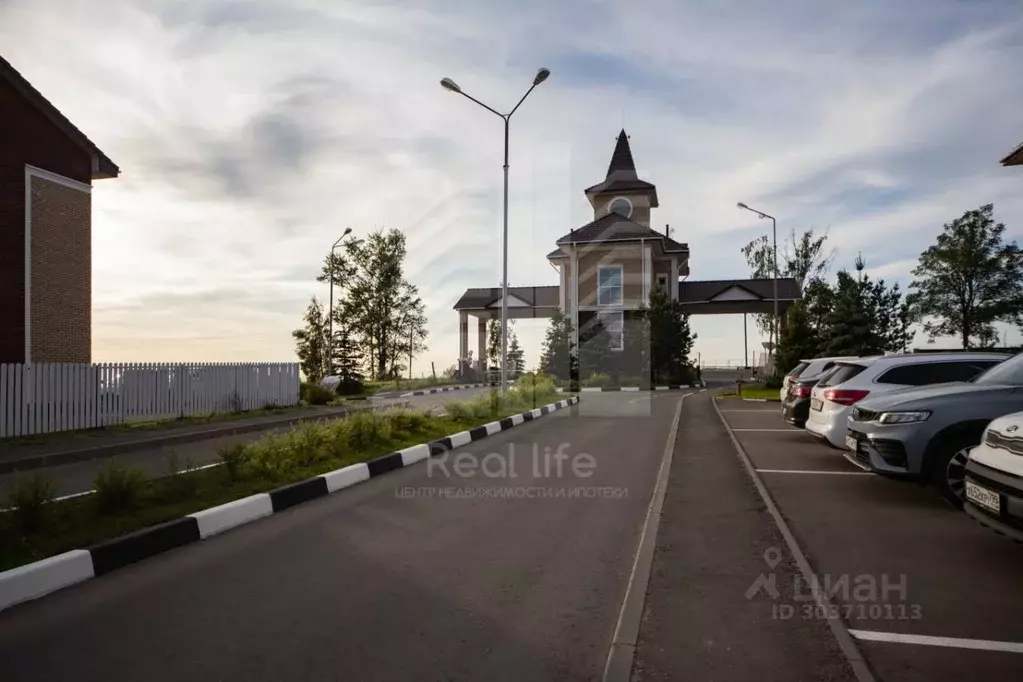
[3,0,1023,371]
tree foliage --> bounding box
[647,285,697,384]
[741,227,834,337]
[819,257,908,357]
[292,297,328,383]
[774,301,816,376]
[539,308,575,380]
[508,331,526,373]
[316,228,428,379]
[906,204,1023,348]
[329,310,364,394]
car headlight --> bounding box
[876,411,931,425]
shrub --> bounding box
[243,435,298,482]
[94,462,148,513]
[301,382,335,406]
[444,400,473,422]
[218,442,249,482]
[343,411,389,450]
[5,472,57,533]
[386,408,430,434]
[583,372,612,388]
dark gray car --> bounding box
[844,352,1023,505]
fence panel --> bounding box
[0,361,300,438]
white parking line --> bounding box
[732,428,802,432]
[756,469,872,476]
[849,629,1023,654]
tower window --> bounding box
[608,197,632,218]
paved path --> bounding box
[0,393,687,681]
[633,391,855,681]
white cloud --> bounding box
[2,0,1022,369]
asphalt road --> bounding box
[0,392,688,681]
[718,399,1023,681]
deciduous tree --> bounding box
[907,204,1023,348]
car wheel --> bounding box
[930,433,979,508]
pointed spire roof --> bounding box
[606,129,637,177]
[584,129,658,206]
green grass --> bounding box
[0,382,568,572]
[364,377,465,395]
[717,386,781,401]
[1,404,298,447]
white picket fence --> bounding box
[0,362,300,438]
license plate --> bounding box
[811,398,823,411]
[966,481,1001,514]
[845,435,858,451]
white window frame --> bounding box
[598,311,624,352]
[607,196,633,219]
[597,265,623,307]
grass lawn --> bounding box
[0,386,569,571]
[0,404,307,448]
[717,386,781,401]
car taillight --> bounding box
[823,388,870,406]
[794,385,812,398]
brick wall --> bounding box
[30,176,91,362]
[0,75,93,363]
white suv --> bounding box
[805,352,1008,449]
[779,356,858,402]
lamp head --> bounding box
[533,68,551,86]
[343,226,353,236]
[737,202,748,210]
[440,77,461,93]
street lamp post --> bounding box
[327,227,354,376]
[440,68,551,395]
[737,202,779,362]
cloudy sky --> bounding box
[3,0,1023,371]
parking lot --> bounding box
[715,398,1023,681]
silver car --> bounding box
[843,351,1023,505]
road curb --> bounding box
[556,384,704,393]
[0,396,579,612]
[0,404,401,475]
[711,395,878,682]
[398,382,504,397]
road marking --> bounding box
[743,398,768,402]
[720,409,779,412]
[849,629,1023,653]
[712,397,877,682]
[603,393,688,682]
[732,428,802,432]
[756,469,872,476]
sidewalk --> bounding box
[631,392,857,681]
[0,405,361,474]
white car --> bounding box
[779,356,859,402]
[805,352,1009,449]
[964,411,1023,540]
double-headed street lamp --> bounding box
[440,67,551,395]
[328,227,355,376]
[737,202,779,361]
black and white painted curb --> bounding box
[555,384,705,393]
[399,382,505,398]
[0,396,579,612]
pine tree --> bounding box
[508,331,526,374]
[292,297,328,382]
[539,308,575,380]
[774,302,816,376]
[330,306,364,395]
[822,270,873,356]
[647,285,697,384]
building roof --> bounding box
[583,130,659,207]
[453,286,560,310]
[554,213,689,253]
[679,278,802,303]
[606,128,636,175]
[546,248,567,259]
[0,54,119,179]
[1001,139,1023,167]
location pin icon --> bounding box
[764,547,782,568]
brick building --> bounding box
[0,55,118,364]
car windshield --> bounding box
[972,353,1023,385]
